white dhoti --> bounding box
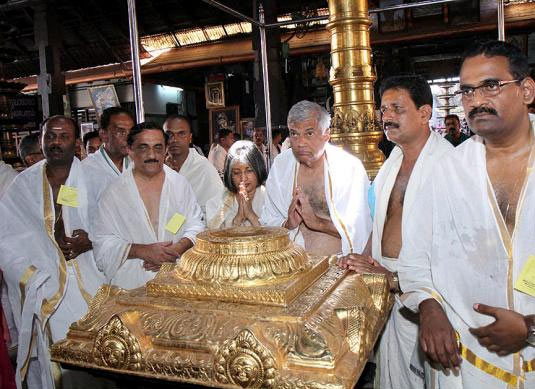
[372,132,452,389]
[0,159,106,388]
[93,165,205,289]
[399,125,535,388]
[260,145,372,255]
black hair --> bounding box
[223,140,267,193]
[217,129,233,143]
[444,114,460,123]
[164,114,190,125]
[163,114,192,138]
[100,107,134,130]
[83,131,101,148]
[379,75,433,109]
[40,115,80,138]
[127,122,169,146]
[18,133,41,160]
[461,40,530,80]
[272,128,282,138]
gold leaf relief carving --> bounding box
[288,326,334,368]
[93,316,142,371]
[72,285,127,332]
[279,377,343,389]
[331,110,377,134]
[214,329,278,388]
[143,350,211,381]
[335,306,365,354]
[262,324,296,355]
[140,311,215,341]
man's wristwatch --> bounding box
[526,315,535,347]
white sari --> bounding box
[206,186,266,229]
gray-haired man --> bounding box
[261,100,371,256]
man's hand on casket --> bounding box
[337,254,398,291]
[419,298,461,369]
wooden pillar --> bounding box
[34,2,66,119]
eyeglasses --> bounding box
[455,79,520,100]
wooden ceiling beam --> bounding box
[11,2,535,91]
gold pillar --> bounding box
[327,0,384,178]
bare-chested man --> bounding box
[261,100,371,256]
[93,122,204,289]
[338,76,452,389]
[398,41,535,388]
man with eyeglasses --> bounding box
[163,114,222,217]
[399,40,535,388]
[82,107,134,227]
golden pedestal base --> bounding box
[51,227,393,388]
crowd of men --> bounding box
[0,39,533,389]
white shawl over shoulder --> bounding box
[399,124,535,381]
[178,148,224,214]
[93,165,205,289]
[260,144,371,255]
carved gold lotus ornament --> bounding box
[51,226,393,388]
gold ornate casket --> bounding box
[51,227,393,388]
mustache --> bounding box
[144,159,159,164]
[47,146,63,153]
[383,121,399,130]
[468,106,498,120]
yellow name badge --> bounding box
[56,185,79,208]
[514,256,535,296]
[165,213,186,234]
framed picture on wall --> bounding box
[205,81,225,109]
[209,106,239,145]
[88,85,120,119]
[240,118,255,140]
[80,122,94,139]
